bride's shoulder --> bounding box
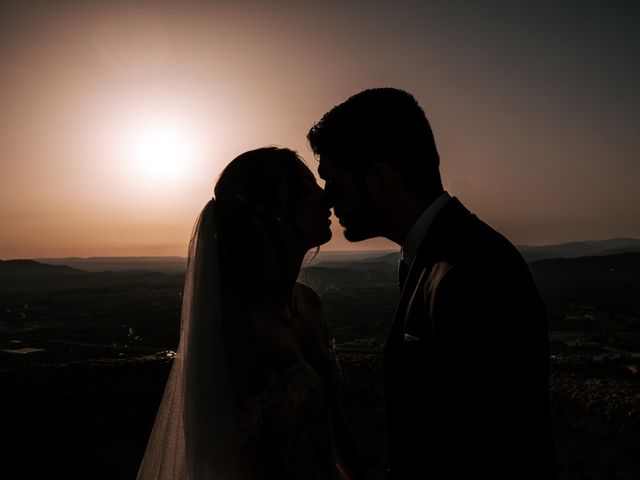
[293,282,327,332]
[294,282,323,310]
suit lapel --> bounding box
[388,256,428,344]
[385,197,468,347]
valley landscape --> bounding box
[1,239,640,478]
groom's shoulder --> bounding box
[439,203,525,268]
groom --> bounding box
[308,88,555,479]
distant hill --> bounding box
[309,251,640,291]
[529,251,640,276]
[315,252,399,270]
[517,238,640,262]
[0,259,86,276]
[29,252,398,273]
[0,260,182,294]
[358,252,400,265]
[316,238,640,266]
[528,252,640,319]
[313,250,398,263]
[6,238,637,276]
[33,256,188,273]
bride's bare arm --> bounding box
[294,282,368,479]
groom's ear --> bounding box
[365,161,397,205]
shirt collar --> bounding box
[401,191,451,267]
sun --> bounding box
[126,120,198,183]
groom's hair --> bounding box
[307,88,441,191]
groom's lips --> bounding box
[333,210,350,227]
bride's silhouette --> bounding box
[137,147,363,479]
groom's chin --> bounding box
[342,227,375,243]
[319,229,332,245]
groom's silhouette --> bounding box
[309,88,555,479]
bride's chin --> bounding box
[308,230,332,250]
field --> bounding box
[1,252,640,478]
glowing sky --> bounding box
[1,0,639,258]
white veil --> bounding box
[137,199,251,480]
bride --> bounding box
[137,147,364,479]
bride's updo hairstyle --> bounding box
[213,147,310,290]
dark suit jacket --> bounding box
[384,198,555,479]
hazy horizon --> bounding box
[2,0,639,258]
[1,235,639,262]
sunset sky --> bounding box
[1,0,638,258]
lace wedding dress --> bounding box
[239,361,341,480]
